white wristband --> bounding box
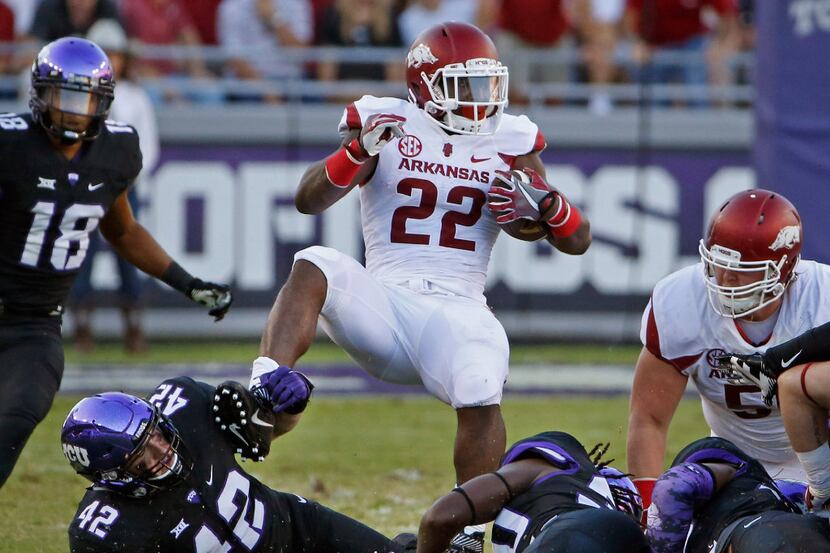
[250,356,280,390]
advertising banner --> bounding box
[86,145,753,339]
[755,0,830,263]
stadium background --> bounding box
[1,0,829,551]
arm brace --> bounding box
[647,463,716,553]
[764,320,830,377]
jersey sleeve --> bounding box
[336,95,411,139]
[640,267,706,374]
[802,261,830,325]
[104,121,143,188]
[492,114,546,165]
[146,376,214,411]
[69,493,152,553]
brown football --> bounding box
[499,219,548,241]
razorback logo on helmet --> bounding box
[769,225,801,251]
[407,43,438,69]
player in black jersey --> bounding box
[647,436,830,553]
[718,322,830,510]
[0,37,232,489]
[414,431,648,553]
[62,374,409,553]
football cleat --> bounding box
[449,529,484,553]
[212,381,274,462]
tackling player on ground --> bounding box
[0,38,232,490]
[718,321,830,511]
[63,373,410,552]
[248,21,591,550]
[627,189,830,513]
[410,431,648,553]
[647,436,830,553]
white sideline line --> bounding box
[60,363,695,395]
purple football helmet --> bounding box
[61,392,192,498]
[599,466,644,523]
[30,37,115,143]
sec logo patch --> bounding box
[398,135,422,158]
[706,348,727,368]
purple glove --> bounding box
[253,366,313,414]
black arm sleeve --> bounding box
[765,320,830,376]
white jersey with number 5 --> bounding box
[339,95,545,303]
[641,260,830,476]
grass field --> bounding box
[1,342,707,553]
[64,340,644,366]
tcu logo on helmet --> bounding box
[398,135,423,158]
[769,225,801,251]
[407,43,438,68]
[63,443,91,467]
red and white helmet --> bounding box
[698,189,802,318]
[405,22,508,135]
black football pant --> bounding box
[0,316,63,488]
[525,508,650,553]
[275,491,407,553]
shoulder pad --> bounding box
[502,431,583,469]
[101,122,142,182]
[787,261,830,322]
[671,436,752,468]
[647,264,707,357]
[339,96,412,136]
[494,113,544,156]
[147,377,206,417]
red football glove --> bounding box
[487,168,560,224]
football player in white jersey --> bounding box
[247,21,591,549]
[719,321,830,511]
[626,189,830,517]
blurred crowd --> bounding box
[0,0,756,111]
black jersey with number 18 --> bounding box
[0,113,141,314]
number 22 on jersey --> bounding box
[390,178,486,252]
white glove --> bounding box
[358,113,406,157]
[716,353,778,407]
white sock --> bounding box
[797,442,830,498]
[249,356,280,389]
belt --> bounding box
[0,299,63,318]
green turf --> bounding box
[65,340,642,366]
[1,394,707,553]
